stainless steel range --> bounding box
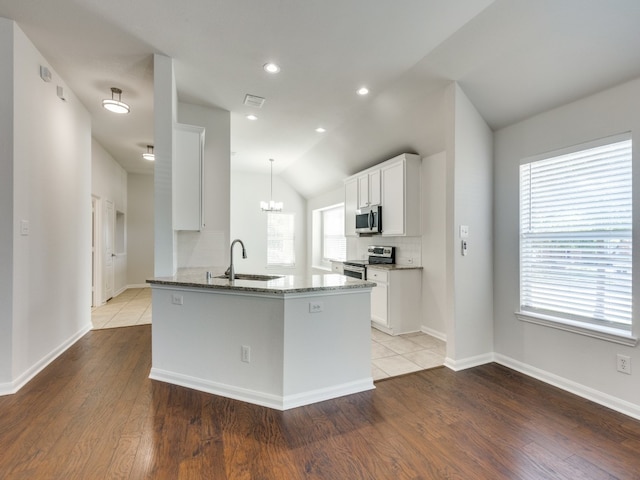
[343,245,395,280]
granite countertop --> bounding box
[366,264,424,271]
[147,268,376,294]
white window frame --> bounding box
[312,203,347,270]
[267,212,296,268]
[516,133,637,346]
[321,204,346,265]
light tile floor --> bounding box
[91,288,446,380]
[371,327,445,381]
[91,287,152,329]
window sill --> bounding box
[312,265,332,273]
[515,311,637,346]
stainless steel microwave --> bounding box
[355,205,382,234]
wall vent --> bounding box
[243,94,265,108]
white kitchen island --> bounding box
[147,270,376,410]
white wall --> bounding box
[421,151,447,339]
[127,173,154,286]
[230,171,307,275]
[445,83,494,368]
[1,21,91,393]
[176,102,230,269]
[153,54,177,276]
[0,18,14,386]
[494,77,640,416]
[91,138,127,296]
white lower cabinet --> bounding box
[368,267,422,335]
[330,261,344,274]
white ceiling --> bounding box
[2,0,640,198]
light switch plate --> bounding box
[459,225,469,238]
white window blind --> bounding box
[322,205,346,262]
[267,212,295,266]
[519,136,632,332]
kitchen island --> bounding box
[147,269,376,410]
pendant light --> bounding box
[102,87,130,114]
[260,158,283,212]
[142,145,155,161]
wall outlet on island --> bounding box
[241,345,251,363]
[309,302,324,313]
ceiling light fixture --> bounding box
[357,87,369,96]
[315,127,326,133]
[246,114,258,121]
[260,158,283,212]
[263,62,280,74]
[142,145,155,161]
[102,87,130,114]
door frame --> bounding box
[92,195,103,307]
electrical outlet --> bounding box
[171,294,183,305]
[617,354,631,374]
[241,345,251,363]
[309,302,324,313]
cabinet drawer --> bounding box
[367,269,388,283]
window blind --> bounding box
[267,212,296,266]
[519,137,632,331]
[322,206,346,261]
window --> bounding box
[267,212,295,266]
[321,205,346,263]
[518,134,633,339]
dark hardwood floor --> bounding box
[1,325,639,479]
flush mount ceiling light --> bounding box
[357,87,369,96]
[102,87,130,114]
[263,62,280,74]
[260,158,283,212]
[315,127,326,133]
[246,114,258,121]
[142,145,155,161]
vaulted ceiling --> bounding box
[2,0,640,198]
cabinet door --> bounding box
[371,282,388,327]
[381,161,405,235]
[344,178,358,237]
[173,123,205,231]
[369,169,381,206]
[358,174,370,208]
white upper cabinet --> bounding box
[344,153,421,237]
[381,154,421,236]
[357,169,381,208]
[173,123,205,231]
[344,177,358,237]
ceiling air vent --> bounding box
[243,94,265,108]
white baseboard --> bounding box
[0,323,91,396]
[444,352,494,371]
[494,353,640,421]
[150,367,375,410]
[421,325,446,342]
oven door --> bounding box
[342,264,366,280]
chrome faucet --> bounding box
[225,239,247,281]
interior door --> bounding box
[104,199,114,301]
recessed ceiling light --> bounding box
[246,114,258,121]
[315,127,326,133]
[357,87,369,96]
[263,63,280,74]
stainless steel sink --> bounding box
[215,274,283,281]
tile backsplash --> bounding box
[347,236,422,266]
